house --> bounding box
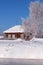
[3,25,32,40]
[3,25,25,40]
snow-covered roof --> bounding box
[3,25,24,33]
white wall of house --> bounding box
[21,34,24,39]
[12,34,15,39]
[8,34,11,39]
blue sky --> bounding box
[0,0,43,32]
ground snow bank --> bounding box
[0,36,4,38]
[0,38,43,59]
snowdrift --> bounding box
[0,38,43,59]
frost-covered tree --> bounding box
[30,1,43,36]
[22,1,43,38]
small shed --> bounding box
[3,25,25,39]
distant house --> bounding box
[3,25,25,40]
[3,25,33,40]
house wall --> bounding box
[4,33,24,39]
[4,32,32,40]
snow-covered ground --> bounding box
[0,38,43,59]
[0,36,4,39]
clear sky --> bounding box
[0,0,43,32]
